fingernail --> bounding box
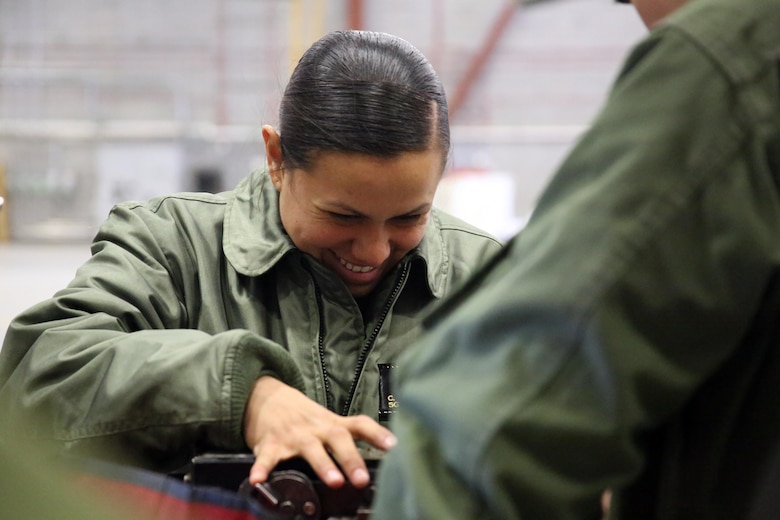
[250,471,266,484]
[325,469,343,485]
[352,468,370,484]
[384,434,397,449]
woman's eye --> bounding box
[329,212,359,221]
[395,214,423,224]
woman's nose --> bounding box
[351,226,391,266]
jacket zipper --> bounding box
[312,261,410,415]
[341,261,410,416]
[312,282,334,411]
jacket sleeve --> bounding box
[0,200,304,472]
[372,21,780,520]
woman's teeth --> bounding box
[339,257,375,273]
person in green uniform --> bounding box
[0,30,502,491]
[372,0,780,518]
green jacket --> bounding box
[373,0,780,518]
[0,169,501,472]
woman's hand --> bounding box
[244,376,397,488]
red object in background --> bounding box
[74,459,268,520]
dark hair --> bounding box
[278,30,450,170]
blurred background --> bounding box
[0,0,646,339]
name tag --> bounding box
[378,363,398,423]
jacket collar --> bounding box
[223,169,448,298]
[223,169,296,277]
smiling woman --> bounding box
[267,148,441,297]
[0,30,503,496]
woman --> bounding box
[0,30,502,489]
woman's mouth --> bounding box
[338,256,376,273]
[330,252,383,296]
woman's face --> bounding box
[263,127,443,297]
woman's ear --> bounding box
[262,125,284,190]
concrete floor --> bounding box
[0,241,92,347]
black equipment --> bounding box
[186,453,380,520]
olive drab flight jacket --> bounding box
[372,0,780,518]
[0,169,502,472]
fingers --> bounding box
[249,455,271,485]
[347,414,398,451]
[323,415,397,488]
[317,423,369,488]
[249,439,284,485]
[243,378,399,489]
[250,422,365,488]
[299,437,348,488]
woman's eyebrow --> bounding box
[397,203,431,216]
[322,201,431,217]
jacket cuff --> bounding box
[222,331,305,450]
